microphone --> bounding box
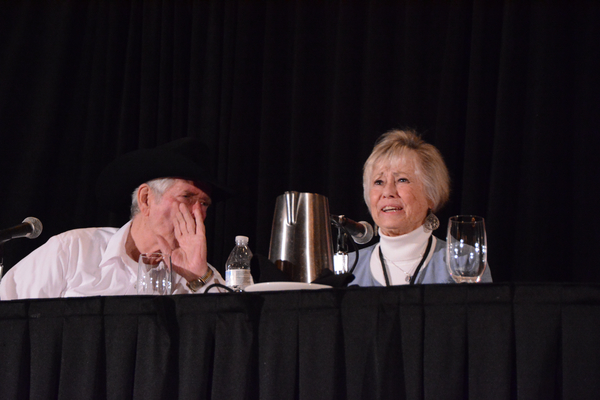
[331,215,374,244]
[0,217,43,244]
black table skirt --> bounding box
[1,283,599,400]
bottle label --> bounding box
[226,269,254,289]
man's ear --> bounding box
[137,184,152,216]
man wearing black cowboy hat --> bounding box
[0,138,231,299]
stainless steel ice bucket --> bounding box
[268,191,334,282]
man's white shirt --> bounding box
[0,221,223,300]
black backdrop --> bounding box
[1,0,599,283]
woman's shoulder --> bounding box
[348,242,378,262]
[348,242,381,287]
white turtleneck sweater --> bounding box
[369,225,436,286]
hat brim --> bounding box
[96,141,234,213]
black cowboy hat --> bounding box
[96,137,234,212]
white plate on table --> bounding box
[243,282,331,292]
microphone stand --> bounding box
[333,225,349,275]
[330,215,361,275]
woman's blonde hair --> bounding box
[363,129,450,212]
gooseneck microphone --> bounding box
[331,215,374,244]
[0,217,43,244]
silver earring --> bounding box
[424,211,440,231]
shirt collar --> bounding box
[99,220,134,268]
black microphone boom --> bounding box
[0,217,43,244]
[331,215,374,244]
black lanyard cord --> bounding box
[378,235,433,286]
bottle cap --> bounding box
[235,236,249,245]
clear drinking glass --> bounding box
[137,253,172,295]
[446,215,488,283]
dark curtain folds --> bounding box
[1,0,599,282]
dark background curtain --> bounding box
[1,0,599,283]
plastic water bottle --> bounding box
[225,236,254,291]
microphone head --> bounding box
[23,217,43,239]
[352,221,374,244]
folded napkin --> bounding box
[251,254,290,283]
[250,254,354,288]
[312,269,355,287]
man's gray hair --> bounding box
[130,178,177,218]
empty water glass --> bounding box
[446,215,488,283]
[137,253,172,295]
